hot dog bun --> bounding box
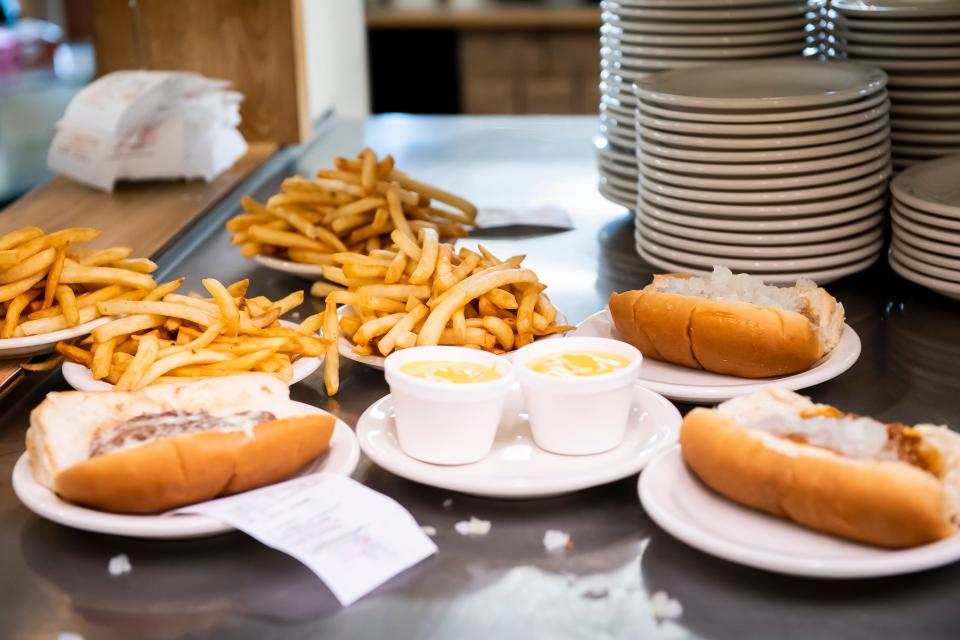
[26,373,335,514]
[681,389,960,547]
[609,267,844,378]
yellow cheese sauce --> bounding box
[400,360,501,384]
[527,351,630,377]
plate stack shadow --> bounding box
[632,58,892,284]
[826,0,960,170]
[889,155,960,300]
[597,0,822,208]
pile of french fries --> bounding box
[225,148,478,265]
[0,226,159,349]
[316,228,572,396]
[56,277,330,391]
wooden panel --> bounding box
[0,143,276,258]
[93,0,309,144]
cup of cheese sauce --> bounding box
[513,338,642,455]
[385,346,513,465]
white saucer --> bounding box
[572,310,861,403]
[604,2,808,21]
[893,236,960,270]
[603,14,808,35]
[253,254,325,279]
[639,446,960,578]
[356,383,680,498]
[894,201,960,230]
[891,209,960,244]
[0,317,111,358]
[890,245,960,284]
[61,320,321,391]
[891,222,960,258]
[11,401,360,539]
[891,155,960,218]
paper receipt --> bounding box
[178,474,437,605]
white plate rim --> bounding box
[253,254,326,278]
[574,309,862,402]
[0,317,112,358]
[639,446,960,578]
[356,383,681,498]
[11,401,361,539]
[890,254,960,297]
[61,319,321,391]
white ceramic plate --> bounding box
[847,42,960,58]
[634,89,888,124]
[848,56,960,72]
[637,126,889,163]
[639,446,960,578]
[637,229,884,272]
[253,254,325,279]
[601,38,803,60]
[890,254,960,301]
[0,317,111,358]
[894,236,960,270]
[891,209,960,244]
[892,130,960,145]
[833,0,960,19]
[835,28,960,46]
[601,26,807,47]
[639,154,889,192]
[836,16,960,30]
[638,141,890,177]
[891,245,960,284]
[636,102,889,136]
[891,222,960,258]
[11,401,361,539]
[887,73,960,89]
[639,166,890,205]
[573,309,861,403]
[638,196,886,232]
[603,172,641,192]
[638,113,890,150]
[609,0,806,9]
[599,181,637,208]
[603,1,809,21]
[638,180,887,218]
[892,116,960,131]
[603,14,809,35]
[637,208,884,244]
[891,102,960,118]
[892,155,960,218]
[634,59,887,111]
[61,320,321,392]
[892,142,960,157]
[356,382,680,498]
[637,220,884,258]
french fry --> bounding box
[91,337,117,380]
[323,304,339,396]
[0,247,56,285]
[114,333,159,391]
[203,278,240,336]
[60,264,156,290]
[80,247,133,266]
[55,285,80,326]
[98,300,216,328]
[0,227,43,251]
[0,272,45,304]
[2,289,41,338]
[138,349,233,387]
[42,245,67,309]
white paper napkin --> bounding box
[475,205,575,230]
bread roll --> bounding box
[681,389,960,547]
[27,373,335,513]
[609,267,844,378]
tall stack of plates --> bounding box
[889,155,960,300]
[632,59,891,284]
[597,0,820,208]
[827,0,960,170]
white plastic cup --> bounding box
[513,337,642,455]
[384,346,514,465]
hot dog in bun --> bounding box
[681,389,960,547]
[609,266,845,378]
[27,373,335,514]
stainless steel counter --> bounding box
[3,115,960,640]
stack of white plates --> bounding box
[889,155,960,300]
[597,0,820,208]
[631,59,891,284]
[827,0,960,170]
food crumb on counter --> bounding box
[57,633,84,640]
[650,590,683,622]
[108,554,132,576]
[543,529,573,552]
[454,517,491,536]
[421,526,437,536]
[442,498,453,509]
[581,588,609,600]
